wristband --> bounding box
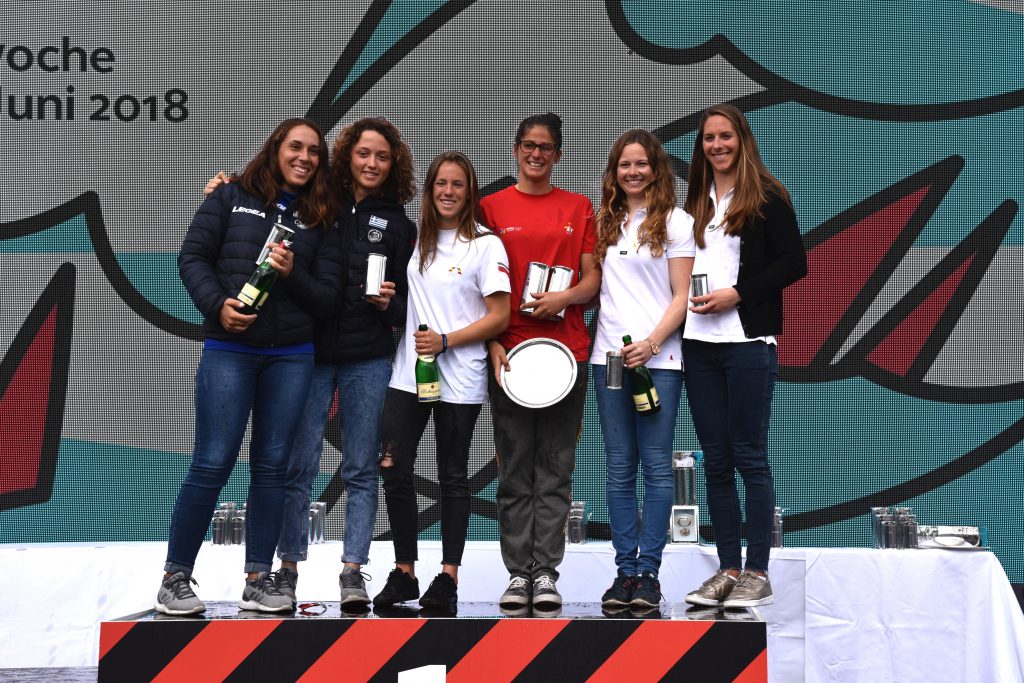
[440,333,448,354]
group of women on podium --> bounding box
[155,104,806,617]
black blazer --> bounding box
[733,193,808,337]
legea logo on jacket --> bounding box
[232,206,266,218]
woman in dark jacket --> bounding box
[276,117,417,609]
[680,104,807,610]
[203,117,417,610]
[157,117,342,615]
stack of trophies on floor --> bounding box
[564,451,789,548]
[870,505,986,549]
[209,501,327,546]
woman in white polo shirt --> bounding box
[590,130,695,610]
[372,151,511,612]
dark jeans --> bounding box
[683,339,777,572]
[379,388,482,566]
[488,360,588,581]
[165,349,314,575]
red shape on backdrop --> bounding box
[0,264,75,511]
[866,257,973,377]
[1,309,54,491]
[780,187,930,368]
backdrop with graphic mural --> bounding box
[3,1,1022,583]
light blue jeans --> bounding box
[277,356,391,565]
[166,349,314,575]
[593,364,683,577]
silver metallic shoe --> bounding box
[684,570,738,606]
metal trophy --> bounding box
[566,500,589,544]
[670,451,700,543]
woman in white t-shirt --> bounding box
[373,151,511,612]
[590,130,695,611]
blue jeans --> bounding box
[683,339,777,572]
[165,349,314,575]
[278,356,391,565]
[594,364,682,577]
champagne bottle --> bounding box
[623,334,660,416]
[415,324,441,402]
[237,223,295,315]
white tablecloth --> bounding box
[1,541,1021,681]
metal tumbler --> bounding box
[605,351,624,389]
[691,273,709,299]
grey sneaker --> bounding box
[685,570,739,606]
[339,566,371,608]
[155,572,205,616]
[722,571,774,608]
[272,567,298,604]
[532,575,561,608]
[239,572,294,612]
[499,576,531,607]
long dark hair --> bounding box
[684,104,790,248]
[418,151,482,273]
[330,116,417,204]
[237,117,338,229]
[594,129,675,262]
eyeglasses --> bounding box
[518,140,557,155]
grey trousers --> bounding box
[488,360,588,581]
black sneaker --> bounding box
[499,576,531,607]
[419,572,458,612]
[372,568,419,607]
[630,572,662,609]
[532,575,561,609]
[601,572,637,607]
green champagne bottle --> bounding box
[237,259,278,315]
[623,335,660,416]
[415,324,441,403]
[237,223,295,315]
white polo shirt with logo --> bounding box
[591,206,695,370]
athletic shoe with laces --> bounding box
[499,576,531,607]
[339,566,372,608]
[239,572,293,612]
[532,574,561,608]
[685,570,739,606]
[601,572,637,607]
[722,571,774,608]
[155,572,205,616]
[419,572,458,612]
[630,572,662,609]
[271,567,298,604]
[372,568,419,607]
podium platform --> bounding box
[98,602,767,682]
[6,541,1024,680]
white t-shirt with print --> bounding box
[390,225,511,404]
[683,186,774,345]
[591,206,695,370]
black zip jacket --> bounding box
[733,193,808,337]
[314,193,416,364]
[178,182,344,347]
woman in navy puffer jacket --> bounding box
[157,117,343,616]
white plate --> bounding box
[500,338,578,408]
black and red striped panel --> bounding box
[99,613,766,682]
